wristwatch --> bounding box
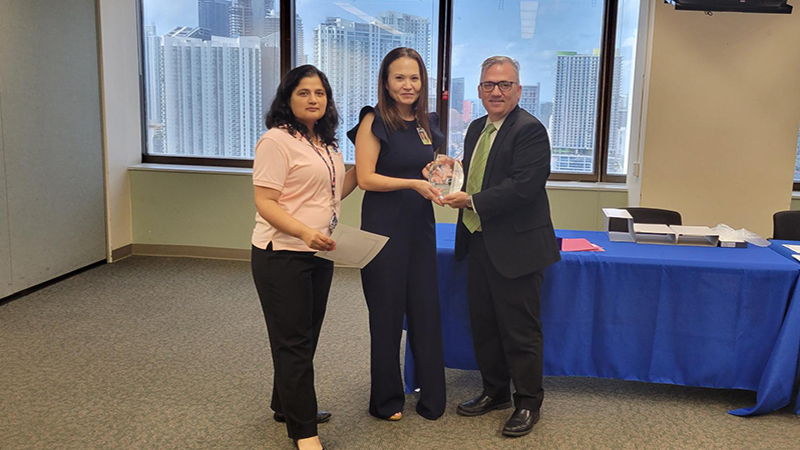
[466,195,474,211]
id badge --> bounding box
[417,126,432,146]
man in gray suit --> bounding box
[443,56,560,437]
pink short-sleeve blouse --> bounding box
[252,127,345,252]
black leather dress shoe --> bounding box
[274,411,332,424]
[502,408,540,437]
[456,394,513,417]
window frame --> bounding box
[137,0,630,181]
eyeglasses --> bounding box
[479,81,517,93]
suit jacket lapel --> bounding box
[482,106,520,190]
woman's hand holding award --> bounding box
[427,154,464,200]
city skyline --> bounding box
[140,0,800,181]
[144,1,638,100]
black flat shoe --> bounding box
[274,411,332,424]
[456,393,513,417]
[502,408,540,437]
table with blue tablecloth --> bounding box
[404,224,800,415]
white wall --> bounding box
[0,0,107,294]
[97,0,144,259]
[634,2,800,237]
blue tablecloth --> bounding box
[766,239,800,414]
[404,224,800,416]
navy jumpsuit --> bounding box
[347,106,446,420]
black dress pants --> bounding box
[251,244,334,440]
[360,219,446,420]
[467,232,545,411]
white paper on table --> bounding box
[315,224,389,269]
[602,208,633,219]
[783,244,800,253]
[793,254,800,263]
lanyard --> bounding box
[303,134,339,234]
[303,134,337,204]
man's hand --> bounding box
[442,191,469,209]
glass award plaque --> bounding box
[428,154,464,196]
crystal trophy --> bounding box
[428,154,464,196]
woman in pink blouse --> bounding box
[251,65,357,450]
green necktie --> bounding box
[463,123,496,233]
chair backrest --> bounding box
[773,210,800,240]
[608,207,683,232]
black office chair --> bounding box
[608,207,683,232]
[773,210,800,240]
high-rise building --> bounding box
[520,83,540,118]
[262,8,279,36]
[261,32,280,116]
[608,93,628,174]
[158,31,262,158]
[451,77,464,114]
[166,25,211,40]
[296,14,307,65]
[429,77,438,112]
[472,100,486,120]
[462,101,473,124]
[550,51,622,174]
[256,10,306,114]
[539,101,553,130]
[259,10,307,64]
[143,25,166,154]
[250,0,275,37]
[379,11,432,64]
[446,78,465,157]
[313,12,431,162]
[229,0,253,37]
[199,0,232,37]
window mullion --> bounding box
[436,0,454,156]
[595,0,620,182]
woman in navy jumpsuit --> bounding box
[347,47,446,421]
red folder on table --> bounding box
[561,238,604,252]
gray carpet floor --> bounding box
[1,256,799,450]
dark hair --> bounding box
[266,65,339,147]
[376,47,430,136]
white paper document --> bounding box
[602,208,633,219]
[315,224,389,269]
[783,244,800,253]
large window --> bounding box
[139,0,638,179]
[447,0,638,182]
[141,0,282,164]
[295,1,439,163]
[608,0,640,177]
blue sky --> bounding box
[143,0,640,101]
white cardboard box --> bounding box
[633,223,678,245]
[603,208,635,243]
[669,225,720,247]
